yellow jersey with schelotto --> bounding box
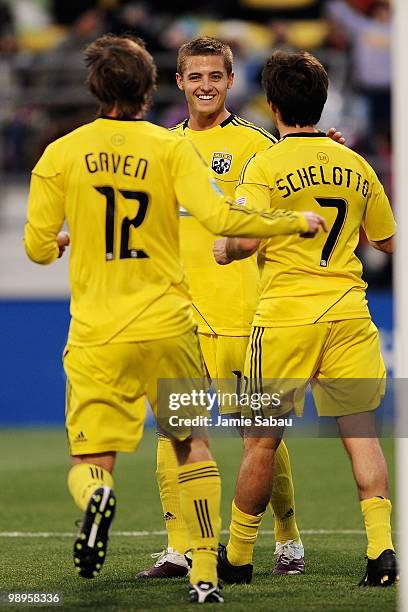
[235,132,396,327]
[24,118,307,347]
[171,114,277,336]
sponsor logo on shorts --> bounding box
[164,511,176,521]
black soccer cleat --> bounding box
[217,544,253,584]
[73,486,116,579]
[359,549,398,587]
[189,581,224,604]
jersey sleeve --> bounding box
[24,143,65,264]
[170,138,309,238]
[362,167,396,242]
[235,153,272,211]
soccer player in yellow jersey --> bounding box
[138,37,311,580]
[215,50,397,588]
[24,36,325,604]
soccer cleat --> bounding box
[135,547,190,578]
[73,486,116,579]
[359,549,398,587]
[273,540,305,575]
[217,544,252,584]
[189,581,224,604]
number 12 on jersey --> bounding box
[94,185,150,261]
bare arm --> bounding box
[214,213,327,265]
[369,235,394,254]
[213,237,261,265]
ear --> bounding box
[227,71,235,90]
[269,101,280,119]
[176,72,184,91]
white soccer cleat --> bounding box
[273,539,305,575]
[136,547,190,578]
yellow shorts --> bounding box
[198,333,249,381]
[198,333,249,413]
[64,329,205,455]
[243,318,386,418]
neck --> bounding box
[187,107,230,131]
[279,123,318,138]
[105,106,143,120]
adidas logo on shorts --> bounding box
[74,431,87,442]
[164,512,176,521]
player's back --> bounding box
[31,118,196,345]
[236,132,395,326]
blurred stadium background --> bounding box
[0,2,397,610]
[0,0,393,425]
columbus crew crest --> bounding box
[211,152,233,175]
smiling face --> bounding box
[176,54,234,123]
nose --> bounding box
[200,76,212,92]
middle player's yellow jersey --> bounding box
[235,132,396,327]
[171,114,277,336]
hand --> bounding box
[327,127,346,145]
[213,238,232,265]
[300,212,328,237]
[57,231,70,258]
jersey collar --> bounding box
[282,131,327,138]
[99,115,144,122]
[183,112,235,131]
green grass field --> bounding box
[0,429,397,611]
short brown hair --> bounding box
[262,50,328,127]
[177,37,233,76]
[84,34,157,119]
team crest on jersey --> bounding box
[211,152,233,175]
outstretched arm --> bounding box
[172,138,326,239]
[214,211,328,265]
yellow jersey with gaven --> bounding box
[235,132,396,327]
[25,117,307,346]
[171,114,277,335]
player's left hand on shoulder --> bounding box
[213,238,232,265]
[57,231,70,258]
[327,127,346,145]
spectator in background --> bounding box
[327,0,391,144]
[50,0,99,26]
[107,3,167,52]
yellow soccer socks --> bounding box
[68,463,114,511]
[178,460,221,585]
[156,434,190,554]
[270,440,302,545]
[227,499,264,566]
[361,496,394,559]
